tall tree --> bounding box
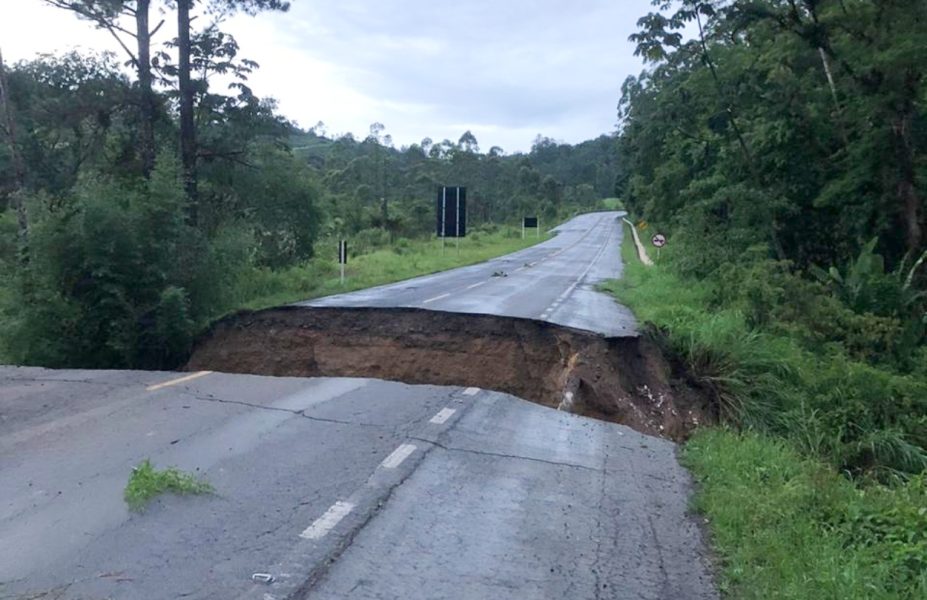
[0,49,28,248]
[176,0,197,217]
[172,0,290,220]
[42,1,162,177]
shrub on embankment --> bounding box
[605,253,927,478]
[606,229,927,598]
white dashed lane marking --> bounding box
[537,218,615,320]
[299,500,355,540]
[429,407,456,424]
[380,443,417,469]
[462,387,480,396]
[466,281,486,290]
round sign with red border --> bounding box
[651,233,667,248]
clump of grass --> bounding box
[124,459,213,511]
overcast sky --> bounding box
[1,0,654,152]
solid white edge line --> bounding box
[462,387,480,396]
[429,407,457,425]
[146,371,212,391]
[422,292,451,304]
[380,443,417,469]
[299,500,355,540]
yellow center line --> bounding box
[146,371,212,392]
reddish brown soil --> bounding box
[186,306,712,441]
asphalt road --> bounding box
[301,211,637,337]
[0,366,716,599]
[1,212,717,599]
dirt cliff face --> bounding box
[186,306,711,441]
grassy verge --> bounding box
[683,429,926,599]
[605,228,927,599]
[124,459,213,511]
[231,226,550,312]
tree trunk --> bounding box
[177,0,198,222]
[894,118,922,254]
[135,0,156,177]
[818,47,850,147]
[893,71,923,254]
[0,49,28,249]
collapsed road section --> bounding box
[187,306,711,440]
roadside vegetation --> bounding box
[610,1,927,596]
[0,2,614,370]
[683,429,926,599]
[235,225,550,311]
[124,459,213,512]
[607,237,927,598]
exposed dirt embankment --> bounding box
[187,306,711,440]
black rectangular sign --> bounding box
[338,240,348,264]
[523,216,538,228]
[436,186,467,238]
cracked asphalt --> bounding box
[1,212,717,598]
[0,366,716,599]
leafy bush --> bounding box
[0,158,251,369]
[606,242,927,477]
[351,227,392,255]
[391,237,412,254]
[713,258,915,367]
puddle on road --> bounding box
[186,306,712,441]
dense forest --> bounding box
[612,1,926,595]
[618,0,926,364]
[290,126,619,244]
[0,0,619,369]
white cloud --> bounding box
[2,0,653,152]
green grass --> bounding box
[683,429,927,599]
[231,227,551,312]
[124,459,213,511]
[605,234,800,427]
[605,226,927,598]
[605,232,927,470]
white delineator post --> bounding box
[338,239,347,284]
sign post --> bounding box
[436,186,467,253]
[338,239,348,285]
[523,216,539,239]
[651,233,666,261]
